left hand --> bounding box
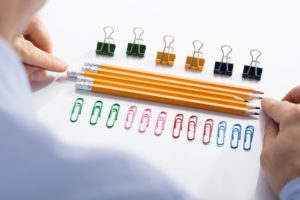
[14,16,68,82]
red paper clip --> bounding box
[125,106,137,130]
[187,115,198,141]
[154,111,167,136]
[203,119,214,145]
[138,108,152,133]
[172,114,184,139]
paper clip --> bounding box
[126,27,146,57]
[96,26,116,56]
[172,114,184,139]
[155,35,176,66]
[231,124,242,149]
[89,100,103,125]
[216,121,227,146]
[243,125,255,151]
[124,106,138,130]
[185,40,205,71]
[243,49,263,80]
[203,119,214,145]
[187,115,198,141]
[214,45,234,76]
[138,108,152,133]
[154,111,167,136]
[106,103,120,128]
[70,97,84,123]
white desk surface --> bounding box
[33,0,300,199]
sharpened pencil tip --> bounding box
[256,107,261,109]
[244,100,249,102]
[254,112,260,115]
[259,97,263,99]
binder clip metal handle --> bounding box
[161,34,175,64]
[172,114,184,139]
[219,45,232,72]
[129,27,144,54]
[98,26,115,54]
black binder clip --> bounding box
[243,49,262,80]
[214,45,234,76]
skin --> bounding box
[0,0,67,82]
[261,86,300,196]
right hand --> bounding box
[261,86,300,196]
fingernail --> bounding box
[58,59,68,70]
[31,70,45,82]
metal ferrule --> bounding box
[82,65,100,72]
[67,70,84,78]
[76,81,93,91]
[76,76,95,84]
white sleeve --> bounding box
[0,37,190,200]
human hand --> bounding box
[261,85,300,196]
[14,16,68,82]
[0,0,46,42]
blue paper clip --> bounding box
[231,124,242,149]
[243,125,255,151]
[216,121,227,146]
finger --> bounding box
[23,16,52,53]
[261,98,294,123]
[15,38,68,72]
[262,119,278,150]
[24,64,47,82]
[282,85,300,103]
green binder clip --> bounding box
[70,97,84,123]
[126,27,146,57]
[106,103,120,128]
[89,100,103,125]
[96,26,116,56]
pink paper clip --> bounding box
[187,115,198,141]
[154,111,167,136]
[203,119,214,145]
[138,108,152,133]
[124,106,137,130]
[172,114,184,139]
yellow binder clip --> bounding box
[155,35,176,66]
[185,40,205,71]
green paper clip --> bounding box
[106,103,120,128]
[96,26,116,56]
[70,98,84,123]
[89,100,103,125]
[126,27,146,57]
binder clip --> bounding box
[231,124,242,149]
[138,108,152,133]
[89,100,103,125]
[243,125,254,151]
[185,40,205,71]
[125,106,137,130]
[172,114,184,139]
[96,26,116,56]
[154,111,167,136]
[243,49,263,80]
[70,97,84,123]
[216,121,227,146]
[155,35,176,66]
[126,27,146,57]
[187,115,198,141]
[106,103,120,128]
[203,119,214,145]
[214,45,234,76]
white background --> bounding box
[33,0,300,199]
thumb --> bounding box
[262,98,294,124]
[25,64,47,82]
